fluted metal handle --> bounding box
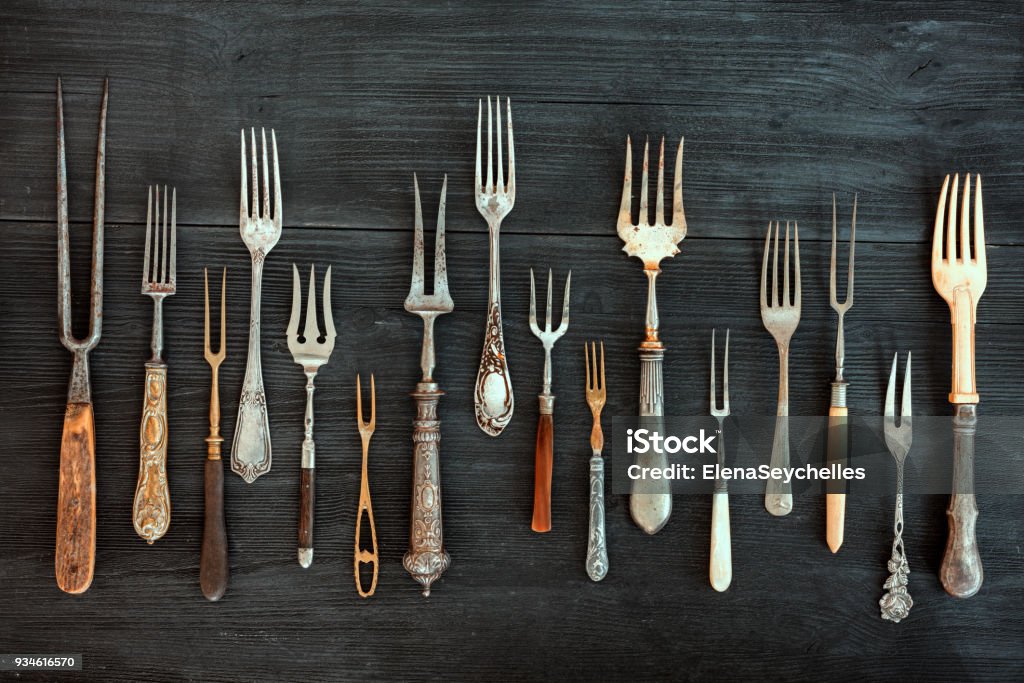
[631,346,671,534]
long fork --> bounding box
[709,329,732,592]
[473,97,516,436]
[403,175,453,596]
[55,77,106,595]
[232,128,282,483]
[528,268,571,533]
[133,185,176,544]
[355,374,379,598]
[932,173,987,598]
[880,353,913,623]
[584,341,608,582]
[286,264,336,568]
[760,220,801,516]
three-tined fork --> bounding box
[584,341,608,582]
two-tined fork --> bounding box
[760,221,801,516]
[286,264,336,568]
[617,136,687,535]
[201,268,228,602]
[584,341,608,582]
[232,128,282,483]
[403,175,453,597]
[133,185,176,544]
[528,269,570,533]
[709,329,732,592]
[473,97,516,437]
[881,353,913,623]
[355,374,379,598]
[932,173,988,598]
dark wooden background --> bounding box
[1,2,1022,681]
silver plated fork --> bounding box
[881,353,913,623]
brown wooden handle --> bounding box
[133,364,171,543]
[826,404,848,554]
[56,402,96,594]
[200,457,228,601]
[298,467,314,567]
[531,411,554,533]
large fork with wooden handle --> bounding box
[932,173,987,598]
[55,77,106,595]
[133,185,176,544]
[617,136,687,535]
[201,268,229,602]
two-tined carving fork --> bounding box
[584,341,608,582]
[355,374,379,598]
[286,264,336,568]
[709,329,732,592]
[133,185,176,544]
[881,353,913,622]
[201,268,229,602]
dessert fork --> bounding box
[528,268,571,532]
[286,264,336,568]
[760,220,801,516]
[617,136,687,535]
[133,185,176,544]
[232,128,282,483]
[932,173,987,598]
[709,329,732,592]
[880,352,913,623]
[584,341,608,582]
[201,267,229,602]
[355,374,379,598]
[473,97,516,436]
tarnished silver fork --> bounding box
[881,352,913,623]
[760,221,801,516]
[286,264,336,568]
[232,128,282,483]
[133,185,176,544]
[473,97,516,436]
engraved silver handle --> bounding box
[880,464,913,622]
[630,347,671,534]
[765,346,792,516]
[474,224,513,436]
[232,258,272,483]
[586,455,608,581]
[941,404,983,597]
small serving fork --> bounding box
[584,341,608,582]
[355,374,379,598]
[473,97,516,436]
[881,353,913,623]
[286,264,336,568]
[528,268,571,532]
[232,128,282,483]
[709,329,732,592]
[617,136,687,535]
[133,185,176,544]
[932,173,987,598]
[760,221,801,516]
[403,175,453,596]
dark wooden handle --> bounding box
[56,402,96,594]
[200,457,228,601]
[298,467,314,567]
[531,412,554,533]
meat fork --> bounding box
[201,268,229,602]
[880,353,914,622]
[709,329,732,592]
[528,268,571,533]
[133,185,176,544]
[286,264,336,568]
[355,374,379,598]
[55,77,106,595]
[760,221,801,517]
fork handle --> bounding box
[232,260,272,483]
[949,289,979,404]
[941,404,983,598]
[532,398,555,533]
[586,454,609,581]
[56,402,96,594]
[133,363,171,544]
[826,403,848,553]
[354,472,379,598]
[710,491,732,591]
[200,457,228,601]
[631,347,672,534]
[297,377,316,568]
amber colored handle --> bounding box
[200,458,228,601]
[354,478,379,598]
[941,404,983,597]
[298,467,314,567]
[56,402,96,594]
[826,404,848,554]
[532,411,554,533]
[133,364,171,543]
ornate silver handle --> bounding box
[232,259,272,483]
[586,455,608,581]
[941,404,983,597]
[765,347,792,516]
[880,469,913,622]
[630,347,671,534]
[474,226,513,436]
[133,363,170,543]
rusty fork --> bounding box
[355,374,379,598]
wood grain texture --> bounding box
[55,402,97,594]
[531,412,554,533]
[200,457,228,602]
[1,1,1023,681]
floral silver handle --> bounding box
[474,227,513,436]
[586,455,608,581]
[232,259,272,483]
[880,464,912,622]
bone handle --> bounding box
[586,455,609,581]
[949,288,979,404]
[941,404,983,598]
[56,402,96,594]
[710,491,732,592]
[631,346,671,534]
[532,399,555,533]
[826,404,848,553]
[133,364,171,543]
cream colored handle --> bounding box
[710,491,732,592]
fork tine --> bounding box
[356,374,363,427]
[639,138,650,226]
[902,352,912,419]
[239,130,248,221]
[847,195,856,303]
[585,342,591,393]
[260,129,271,220]
[370,374,376,428]
[793,222,801,309]
[545,268,553,332]
[599,341,605,393]
[409,174,425,296]
[760,223,771,310]
[557,271,571,335]
[496,97,504,192]
[974,175,986,268]
[322,266,335,341]
[618,137,633,228]
[710,328,717,410]
[219,267,226,355]
[783,221,791,308]
[529,268,540,336]
[249,129,258,220]
[203,267,211,354]
[672,137,685,229]
[933,174,949,265]
[170,187,177,284]
[286,263,301,339]
[303,264,319,343]
[505,98,515,198]
[475,101,483,192]
[885,353,897,418]
[772,222,779,308]
[947,173,959,262]
[161,184,169,284]
[829,194,837,305]
[486,97,493,193]
[434,175,449,297]
[655,137,665,226]
[153,185,161,283]
[723,329,730,409]
[960,174,972,262]
[271,130,282,226]
[143,185,152,287]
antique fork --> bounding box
[760,221,801,516]
[528,268,571,533]
[403,175,453,596]
[355,374,379,598]
[133,185,176,544]
[201,267,229,602]
[826,195,856,553]
[473,97,516,436]
[617,136,687,535]
[932,173,987,598]
[709,329,732,592]
[584,341,609,581]
[232,128,282,483]
[55,77,106,595]
[286,264,336,568]
[881,352,913,623]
